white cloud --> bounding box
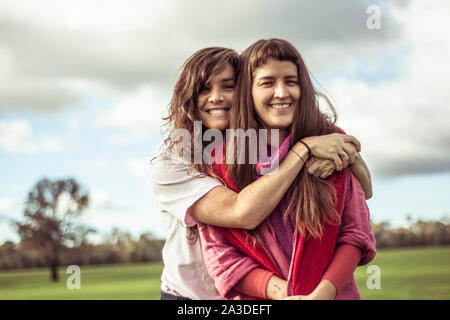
[91,159,111,171]
[126,157,152,188]
[326,0,450,177]
[1,0,448,178]
[89,188,132,213]
[0,119,63,154]
[90,188,108,211]
[0,197,14,212]
[96,85,168,128]
[96,85,169,142]
[0,0,402,114]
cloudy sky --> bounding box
[0,0,449,243]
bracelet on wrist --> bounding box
[291,149,306,163]
[299,140,312,157]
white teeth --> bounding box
[208,109,227,115]
[269,104,291,110]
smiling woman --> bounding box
[198,38,375,300]
[196,64,236,131]
[151,45,367,300]
[252,58,301,141]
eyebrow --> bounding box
[256,75,298,80]
[220,77,236,82]
[205,77,235,86]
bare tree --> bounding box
[15,178,93,281]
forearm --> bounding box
[349,153,372,199]
[190,143,308,229]
[308,279,337,300]
[322,244,362,294]
[234,268,286,300]
[235,142,308,229]
[265,274,287,300]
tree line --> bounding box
[373,217,450,248]
[1,218,449,271]
[0,177,164,279]
[0,228,164,271]
[0,177,449,280]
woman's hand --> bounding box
[301,133,360,171]
[266,275,288,300]
[284,295,307,300]
[305,158,336,179]
[284,280,337,300]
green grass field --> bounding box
[1,246,449,300]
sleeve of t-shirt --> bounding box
[150,156,222,227]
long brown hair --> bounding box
[163,47,239,177]
[161,47,239,242]
[228,39,340,239]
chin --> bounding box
[208,121,229,132]
[270,121,292,130]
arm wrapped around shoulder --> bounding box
[336,170,376,266]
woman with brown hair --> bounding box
[198,39,376,300]
[151,45,371,300]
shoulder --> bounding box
[150,154,191,184]
[150,154,222,192]
[334,126,346,135]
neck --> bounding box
[266,128,288,147]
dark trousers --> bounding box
[160,290,191,300]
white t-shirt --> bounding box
[150,153,223,300]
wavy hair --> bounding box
[161,47,239,242]
[162,47,239,178]
[228,39,340,239]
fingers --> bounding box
[342,143,357,165]
[304,133,361,163]
[320,170,333,179]
[331,150,343,171]
[306,158,335,178]
[284,295,304,300]
[343,135,361,152]
[338,147,351,169]
[307,161,321,176]
[305,158,317,169]
[336,146,349,170]
[319,160,335,178]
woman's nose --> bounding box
[208,87,224,104]
[274,83,289,99]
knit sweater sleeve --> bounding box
[336,170,376,266]
[198,223,260,299]
[322,244,362,292]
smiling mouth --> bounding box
[207,108,229,116]
[268,103,292,110]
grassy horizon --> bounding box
[1,246,449,300]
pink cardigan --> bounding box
[198,137,376,300]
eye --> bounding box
[286,79,298,85]
[223,83,236,90]
[259,81,273,87]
